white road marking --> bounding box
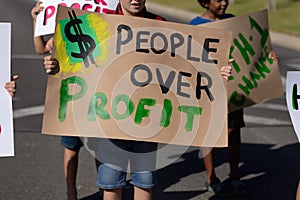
[250,102,288,112]
[244,115,291,126]
[12,54,45,60]
[13,105,44,119]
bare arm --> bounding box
[31,1,53,54]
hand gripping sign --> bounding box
[42,6,233,147]
[286,71,300,143]
[200,10,284,112]
[0,23,14,157]
[34,0,119,37]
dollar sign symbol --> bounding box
[64,10,96,68]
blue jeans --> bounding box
[97,139,157,189]
[61,136,83,150]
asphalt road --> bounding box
[0,1,299,199]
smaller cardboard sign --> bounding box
[200,10,284,112]
[286,71,300,142]
[35,0,119,37]
[0,23,14,157]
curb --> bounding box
[269,32,300,52]
[146,2,300,52]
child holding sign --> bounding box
[32,1,100,199]
[190,0,279,197]
[43,1,233,199]
[45,1,166,199]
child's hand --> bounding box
[269,51,279,63]
[31,1,44,21]
[220,59,233,81]
[44,55,60,75]
[4,75,19,98]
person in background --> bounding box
[190,0,279,197]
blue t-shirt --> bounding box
[189,13,235,25]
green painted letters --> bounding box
[134,98,156,124]
[59,76,87,122]
[178,106,202,132]
[160,99,173,127]
[249,16,269,48]
[112,94,134,120]
[238,76,254,96]
[230,91,246,106]
[233,33,255,65]
[88,92,110,121]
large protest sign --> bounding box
[42,6,233,147]
[0,23,14,157]
[200,10,283,112]
[35,0,118,37]
[286,71,300,142]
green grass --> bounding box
[151,0,300,36]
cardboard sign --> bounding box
[286,71,300,142]
[200,10,284,112]
[0,23,14,157]
[34,0,119,37]
[42,6,233,147]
